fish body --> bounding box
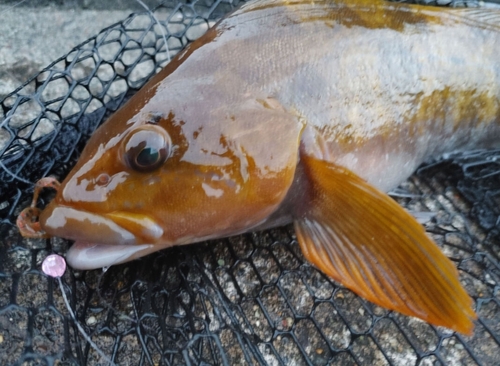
[22,0,500,334]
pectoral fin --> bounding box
[294,155,476,334]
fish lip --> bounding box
[66,241,155,270]
[39,204,165,269]
[40,205,137,245]
[39,203,164,245]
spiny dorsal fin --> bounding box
[293,154,476,334]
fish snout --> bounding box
[38,202,165,270]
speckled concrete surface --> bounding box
[0,0,161,99]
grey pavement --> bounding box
[0,0,161,99]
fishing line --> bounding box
[42,254,117,366]
[0,0,171,185]
[74,0,174,337]
[134,0,172,63]
[16,1,173,362]
[0,0,29,16]
[95,266,137,323]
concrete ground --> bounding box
[0,0,161,99]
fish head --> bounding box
[39,84,302,269]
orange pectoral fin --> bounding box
[294,155,476,335]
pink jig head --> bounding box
[42,254,67,278]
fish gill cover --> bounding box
[0,0,499,365]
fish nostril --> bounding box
[96,174,110,186]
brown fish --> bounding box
[18,0,500,334]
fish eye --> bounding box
[123,125,171,172]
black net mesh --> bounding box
[1,0,499,365]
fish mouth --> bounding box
[39,203,164,270]
[65,242,156,270]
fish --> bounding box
[16,0,500,335]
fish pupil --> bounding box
[123,125,172,172]
[136,148,159,167]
